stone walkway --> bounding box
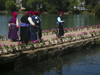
[0,28,100,46]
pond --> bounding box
[1,46,100,75]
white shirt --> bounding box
[57,17,62,23]
[8,18,19,27]
[28,17,35,26]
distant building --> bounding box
[16,0,25,10]
[98,1,100,4]
[77,0,85,10]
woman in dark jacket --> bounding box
[30,11,41,41]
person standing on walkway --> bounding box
[37,11,42,40]
[8,12,19,41]
[56,11,65,38]
[20,11,38,44]
[30,11,41,41]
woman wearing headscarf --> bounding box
[8,12,19,41]
[20,11,38,44]
[56,11,65,38]
[37,11,42,40]
[30,11,41,41]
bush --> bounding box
[94,4,100,17]
[67,10,73,14]
[81,11,89,14]
[92,9,95,13]
[5,0,17,12]
[0,35,4,39]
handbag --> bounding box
[56,22,59,28]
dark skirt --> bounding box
[57,24,64,37]
[8,24,19,40]
[30,25,37,41]
[37,28,42,40]
[20,26,30,44]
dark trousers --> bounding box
[57,24,64,37]
[20,26,30,44]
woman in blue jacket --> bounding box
[56,11,65,38]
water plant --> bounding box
[4,34,7,38]
[3,45,9,50]
[0,35,4,39]
[10,44,15,49]
[0,44,3,49]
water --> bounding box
[1,13,100,75]
[0,13,100,36]
[1,46,100,75]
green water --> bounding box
[1,46,100,75]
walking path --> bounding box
[0,28,100,46]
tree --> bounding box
[85,0,98,10]
[0,0,7,10]
[94,4,100,17]
[69,0,79,11]
[22,0,39,11]
[22,0,70,13]
[5,0,17,12]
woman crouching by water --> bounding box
[56,11,65,38]
[8,12,19,41]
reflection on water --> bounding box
[1,46,100,75]
[0,13,100,36]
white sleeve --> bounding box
[28,17,35,26]
[16,18,19,26]
[8,23,10,27]
[57,17,62,23]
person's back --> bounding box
[21,15,29,24]
[31,15,40,26]
[8,12,19,41]
[20,11,32,44]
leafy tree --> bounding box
[22,0,38,11]
[85,0,98,10]
[62,0,70,12]
[43,0,58,13]
[94,4,100,17]
[22,0,70,13]
[0,0,7,10]
[21,0,100,14]
[5,0,17,12]
[69,0,79,11]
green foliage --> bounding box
[26,0,36,6]
[81,11,89,14]
[69,0,79,11]
[0,0,7,10]
[91,9,95,13]
[85,0,98,10]
[0,35,4,39]
[22,0,70,13]
[1,0,99,14]
[5,0,17,12]
[94,4,100,17]
[22,0,38,11]
[67,10,73,14]
[44,2,58,13]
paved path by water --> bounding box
[0,28,100,46]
